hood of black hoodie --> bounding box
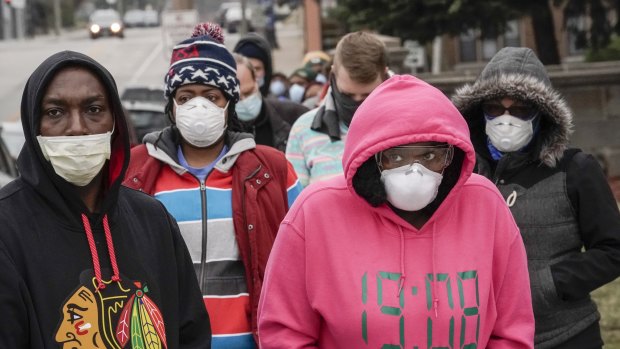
[233,33,273,97]
[17,50,130,226]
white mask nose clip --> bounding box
[405,162,423,175]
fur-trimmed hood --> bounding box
[451,47,573,167]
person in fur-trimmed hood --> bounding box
[452,46,620,349]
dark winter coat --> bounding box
[239,97,309,152]
[452,47,620,349]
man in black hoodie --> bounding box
[233,33,308,152]
[233,53,308,152]
[233,33,273,97]
[0,51,211,348]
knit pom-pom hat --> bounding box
[164,22,240,102]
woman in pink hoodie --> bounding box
[258,75,534,348]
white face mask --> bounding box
[175,96,228,148]
[37,131,112,187]
[269,80,287,97]
[485,114,535,152]
[236,91,263,121]
[288,83,305,103]
[381,163,443,212]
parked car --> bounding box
[273,3,292,21]
[89,9,124,39]
[121,86,166,103]
[225,4,255,33]
[216,1,240,28]
[121,86,168,143]
[123,9,146,27]
[143,9,159,27]
[0,123,19,188]
[1,121,24,160]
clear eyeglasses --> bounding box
[376,144,454,172]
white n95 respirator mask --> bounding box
[485,114,535,152]
[175,96,228,148]
[381,163,443,212]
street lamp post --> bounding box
[240,0,247,35]
[53,0,60,36]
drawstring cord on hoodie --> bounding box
[432,223,439,318]
[396,223,439,318]
[81,213,122,291]
[397,226,406,298]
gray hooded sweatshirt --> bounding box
[452,47,620,348]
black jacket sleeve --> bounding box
[0,242,40,348]
[550,152,620,300]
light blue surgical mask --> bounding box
[270,80,287,97]
[289,83,306,103]
[257,76,265,88]
[236,91,263,121]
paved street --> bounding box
[0,11,305,124]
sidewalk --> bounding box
[271,8,305,76]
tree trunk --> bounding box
[530,2,561,65]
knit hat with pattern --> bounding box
[164,23,240,102]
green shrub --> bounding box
[586,35,620,62]
[592,277,620,348]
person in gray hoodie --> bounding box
[452,46,620,348]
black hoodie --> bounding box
[233,33,273,97]
[0,51,211,348]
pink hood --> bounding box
[343,75,476,202]
[258,75,534,348]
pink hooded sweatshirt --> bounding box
[258,75,534,348]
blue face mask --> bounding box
[289,84,306,103]
[257,76,265,88]
[236,91,263,121]
[270,80,287,97]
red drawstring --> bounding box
[103,215,121,282]
[81,213,122,291]
[81,214,104,290]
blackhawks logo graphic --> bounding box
[55,272,167,348]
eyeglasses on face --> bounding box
[482,102,538,120]
[376,145,453,172]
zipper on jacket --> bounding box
[493,156,509,185]
[198,179,208,293]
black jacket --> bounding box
[0,51,211,348]
[240,97,308,152]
